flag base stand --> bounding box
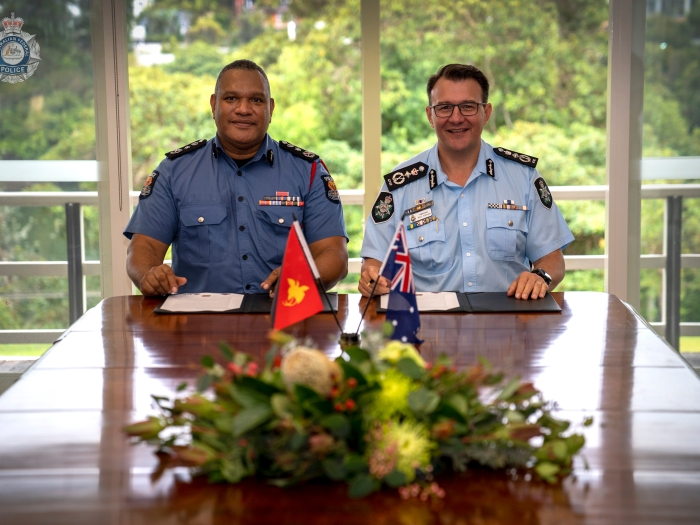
[340,332,360,347]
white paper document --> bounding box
[159,293,245,313]
[380,292,460,312]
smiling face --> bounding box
[210,68,275,158]
[426,77,492,158]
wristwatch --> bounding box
[531,268,552,286]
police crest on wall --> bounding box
[0,13,41,84]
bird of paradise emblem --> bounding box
[282,279,309,307]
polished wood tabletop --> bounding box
[0,292,699,524]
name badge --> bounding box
[409,208,433,223]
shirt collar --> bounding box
[427,139,495,188]
[213,134,272,165]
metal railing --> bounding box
[1,185,699,345]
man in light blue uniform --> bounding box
[359,64,573,300]
[124,60,348,295]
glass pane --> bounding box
[642,2,700,328]
[0,1,99,333]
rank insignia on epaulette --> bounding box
[278,140,319,162]
[165,139,208,159]
[493,147,538,168]
[384,161,429,191]
[372,191,394,223]
[534,176,553,209]
[429,169,437,190]
[139,171,159,200]
[486,159,495,177]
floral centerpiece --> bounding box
[125,331,590,499]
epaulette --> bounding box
[165,139,208,159]
[278,140,319,162]
[493,147,538,168]
[383,161,429,191]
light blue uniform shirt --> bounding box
[361,140,574,292]
[124,134,348,293]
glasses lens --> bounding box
[459,103,478,116]
[434,104,454,117]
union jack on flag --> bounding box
[380,223,422,344]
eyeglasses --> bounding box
[429,102,487,118]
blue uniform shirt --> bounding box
[361,140,574,292]
[124,134,348,293]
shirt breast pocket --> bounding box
[179,205,228,263]
[406,226,450,273]
[485,209,529,261]
[256,208,298,265]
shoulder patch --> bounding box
[534,176,553,209]
[321,174,340,204]
[278,140,319,162]
[383,161,429,191]
[372,192,394,223]
[493,147,538,168]
[165,139,208,159]
[139,171,160,200]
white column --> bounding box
[604,0,645,308]
[90,0,134,297]
[361,0,382,226]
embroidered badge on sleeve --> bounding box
[139,171,159,200]
[372,192,394,223]
[534,176,553,209]
[321,174,340,204]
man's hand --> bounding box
[358,258,390,297]
[139,264,187,296]
[261,267,280,297]
[507,271,548,300]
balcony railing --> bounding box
[1,184,699,346]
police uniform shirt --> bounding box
[124,134,348,293]
[360,140,574,293]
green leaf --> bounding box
[197,374,213,392]
[322,458,347,481]
[534,461,560,483]
[446,394,468,416]
[264,346,277,368]
[382,320,395,338]
[218,343,234,361]
[271,393,293,418]
[289,432,306,451]
[583,416,594,427]
[565,434,586,454]
[348,474,379,498]
[338,361,368,386]
[407,387,440,416]
[383,469,407,488]
[230,384,269,408]
[433,402,466,424]
[497,377,521,401]
[176,382,188,392]
[201,355,215,368]
[345,347,371,363]
[396,357,424,379]
[294,384,323,404]
[233,405,273,437]
[344,454,368,474]
[236,376,281,397]
[319,413,350,439]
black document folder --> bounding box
[377,292,561,313]
[155,292,338,314]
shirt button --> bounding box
[508,220,514,227]
[418,236,424,242]
[238,196,244,202]
[242,254,248,260]
[468,282,473,287]
[237,171,242,176]
[239,225,245,231]
[466,252,471,257]
[461,194,465,198]
[198,217,204,223]
[278,218,285,224]
[245,284,251,290]
[462,222,467,226]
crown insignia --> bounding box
[2,13,24,34]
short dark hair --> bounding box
[426,64,490,104]
[215,59,271,97]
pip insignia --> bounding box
[383,161,429,191]
[139,171,160,200]
[322,174,340,204]
[493,147,538,168]
[278,141,319,162]
[0,13,41,84]
[372,192,394,223]
[165,139,207,159]
[534,177,553,209]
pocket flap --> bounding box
[180,205,227,227]
[485,209,529,233]
[258,208,296,229]
[406,224,446,249]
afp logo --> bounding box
[0,13,41,84]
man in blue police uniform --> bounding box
[359,64,573,300]
[124,60,348,295]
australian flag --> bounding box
[380,223,422,344]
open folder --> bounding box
[378,292,561,313]
[155,292,338,314]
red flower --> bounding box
[347,377,358,388]
[345,399,356,411]
[334,403,344,412]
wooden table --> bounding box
[0,292,699,524]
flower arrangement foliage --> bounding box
[125,331,590,499]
